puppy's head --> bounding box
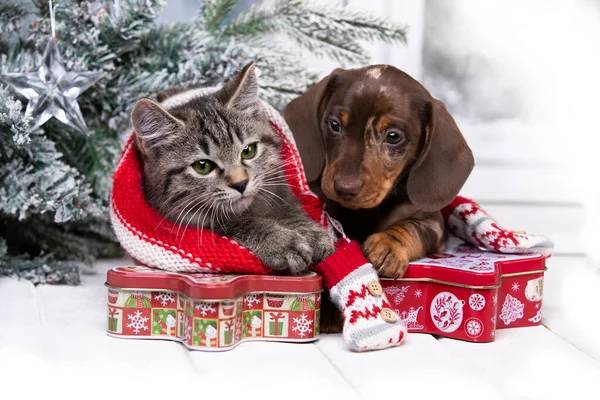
[283,65,474,212]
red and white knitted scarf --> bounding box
[110,100,553,274]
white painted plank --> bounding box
[456,118,572,167]
[315,333,505,400]
[438,326,600,400]
[542,255,600,361]
[0,278,40,327]
[188,341,360,399]
[461,166,583,204]
[0,324,198,399]
[35,258,128,325]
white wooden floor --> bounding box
[2,119,598,400]
[1,254,599,400]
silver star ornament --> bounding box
[0,37,101,135]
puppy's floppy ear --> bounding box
[407,99,475,212]
[283,69,341,183]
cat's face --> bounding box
[131,63,286,229]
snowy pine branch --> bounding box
[0,0,410,284]
[214,0,408,63]
[200,0,239,34]
[0,0,30,34]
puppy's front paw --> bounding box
[364,232,410,279]
[257,229,315,275]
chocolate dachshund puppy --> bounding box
[283,65,474,331]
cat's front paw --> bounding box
[257,229,318,275]
[298,224,335,265]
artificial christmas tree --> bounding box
[0,0,408,284]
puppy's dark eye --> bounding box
[329,119,341,133]
[385,131,404,145]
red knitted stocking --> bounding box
[442,196,554,256]
[315,239,407,352]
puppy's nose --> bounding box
[334,178,362,199]
[230,179,249,194]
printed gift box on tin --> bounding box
[105,268,322,351]
[381,238,547,342]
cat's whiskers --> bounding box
[173,193,215,239]
[154,192,211,233]
[216,203,227,232]
[258,187,289,205]
[178,199,215,246]
[258,160,295,179]
[256,191,277,211]
[167,192,213,236]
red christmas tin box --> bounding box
[105,266,322,351]
[380,238,547,343]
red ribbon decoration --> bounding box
[269,312,284,336]
[224,320,234,331]
[108,307,118,318]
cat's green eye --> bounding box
[192,160,214,175]
[241,143,258,160]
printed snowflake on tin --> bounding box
[511,282,520,292]
[126,310,149,335]
[469,294,486,311]
[414,289,423,298]
[195,302,217,317]
[292,314,313,338]
[465,318,483,338]
[154,291,175,307]
[244,294,261,308]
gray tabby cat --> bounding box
[130,62,335,275]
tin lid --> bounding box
[391,238,546,288]
[106,266,322,300]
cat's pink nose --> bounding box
[230,179,248,194]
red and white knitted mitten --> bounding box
[442,196,554,257]
[315,239,407,352]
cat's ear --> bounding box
[217,62,261,114]
[131,98,184,155]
